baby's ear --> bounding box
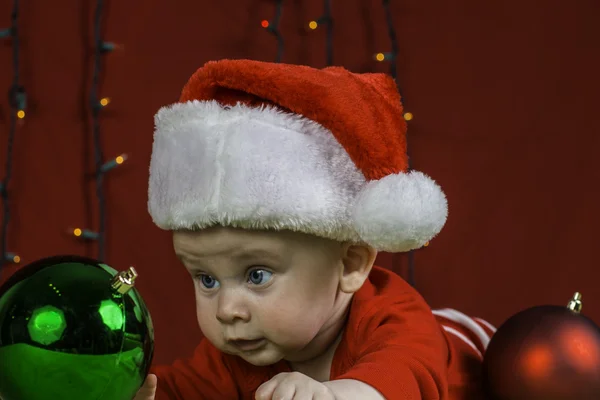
[338,243,377,293]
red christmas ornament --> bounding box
[483,293,600,400]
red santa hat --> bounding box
[148,59,447,252]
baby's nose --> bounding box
[215,289,250,323]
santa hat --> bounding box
[148,59,447,252]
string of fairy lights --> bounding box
[71,0,127,262]
[261,0,419,285]
[0,0,24,268]
[261,0,285,63]
[376,0,413,123]
[0,0,127,269]
[308,0,334,66]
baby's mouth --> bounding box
[229,338,266,351]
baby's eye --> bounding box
[199,274,220,289]
[247,269,273,286]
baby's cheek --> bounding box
[196,302,219,336]
[263,302,324,338]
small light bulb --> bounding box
[404,112,413,121]
[100,154,128,173]
[308,21,318,30]
[71,229,99,240]
[375,53,385,62]
[100,98,110,107]
[17,110,25,119]
[261,20,269,28]
[5,253,20,263]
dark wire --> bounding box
[90,0,107,261]
[323,0,333,66]
[382,0,415,286]
[267,0,285,63]
[1,0,21,269]
[382,0,400,84]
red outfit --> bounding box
[152,266,494,399]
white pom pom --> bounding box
[352,171,448,252]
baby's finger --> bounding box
[133,374,158,400]
[270,382,296,400]
[293,385,320,400]
[255,378,279,400]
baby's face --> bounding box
[173,226,346,366]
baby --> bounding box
[135,60,495,399]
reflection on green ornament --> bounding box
[28,305,66,345]
[99,300,125,330]
[0,255,154,400]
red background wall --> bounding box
[1,0,599,365]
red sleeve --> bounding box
[335,277,449,399]
[151,338,240,400]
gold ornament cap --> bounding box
[567,292,583,313]
[110,266,138,294]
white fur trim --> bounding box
[149,100,366,242]
[148,100,447,251]
[352,171,448,252]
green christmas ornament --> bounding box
[0,255,154,400]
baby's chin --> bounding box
[234,346,285,367]
[214,336,315,366]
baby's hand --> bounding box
[133,374,157,400]
[255,372,335,400]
